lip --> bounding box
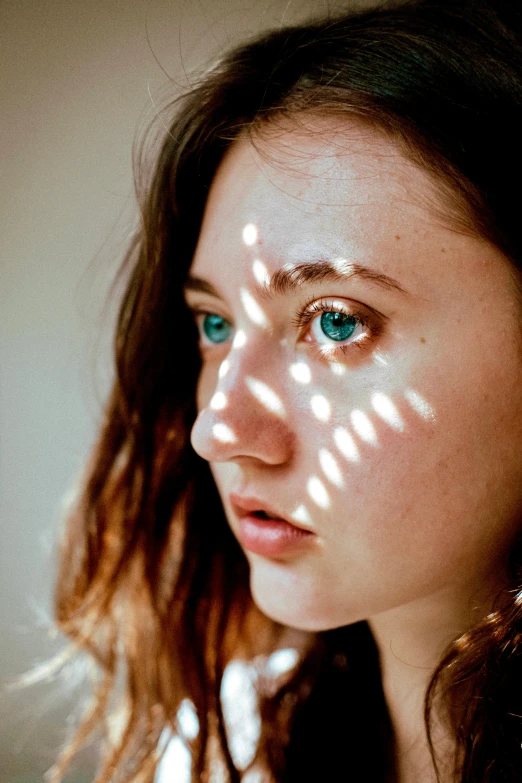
[228,493,313,532]
[228,493,317,559]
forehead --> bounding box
[190,117,512,304]
[193,119,447,268]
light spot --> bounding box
[177,699,199,740]
[157,726,172,756]
[371,392,405,431]
[331,257,354,275]
[311,394,331,422]
[221,661,261,771]
[332,256,347,271]
[404,389,436,422]
[289,362,311,384]
[265,648,299,678]
[232,329,247,349]
[307,475,331,509]
[290,504,313,525]
[212,423,236,443]
[252,259,270,286]
[218,359,230,379]
[210,392,227,410]
[241,769,264,783]
[330,362,347,376]
[155,734,191,783]
[333,427,360,462]
[350,410,379,446]
[318,448,344,488]
[242,223,258,246]
[240,288,270,328]
[245,377,286,418]
[373,352,389,367]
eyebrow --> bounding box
[183,259,410,302]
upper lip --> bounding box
[228,493,313,533]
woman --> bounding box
[52,1,522,781]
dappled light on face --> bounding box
[242,223,258,246]
[404,388,437,422]
[245,377,286,418]
[350,410,379,446]
[240,287,270,328]
[290,503,313,525]
[318,448,345,488]
[210,391,228,410]
[212,423,237,443]
[289,361,312,384]
[330,361,347,376]
[332,256,354,275]
[333,426,361,463]
[371,392,405,432]
[373,352,389,367]
[311,394,331,422]
[307,475,331,509]
[252,258,271,287]
[232,329,247,349]
[218,359,230,379]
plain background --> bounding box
[0,0,375,780]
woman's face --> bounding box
[186,119,522,632]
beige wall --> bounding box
[0,1,373,779]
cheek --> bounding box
[332,379,522,577]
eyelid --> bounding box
[294,293,386,322]
[186,301,232,328]
[293,296,384,360]
[189,296,384,360]
[185,297,227,315]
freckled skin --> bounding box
[188,119,522,633]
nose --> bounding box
[190,345,296,466]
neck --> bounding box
[369,584,501,783]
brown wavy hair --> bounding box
[51,1,522,781]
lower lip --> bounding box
[237,515,316,558]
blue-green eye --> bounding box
[319,311,357,342]
[201,313,232,344]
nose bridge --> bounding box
[192,335,295,464]
[217,334,276,401]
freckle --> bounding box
[395,235,401,240]
[441,248,446,253]
[420,337,426,344]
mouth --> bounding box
[251,509,279,520]
[229,494,318,563]
[228,493,313,533]
[228,493,317,558]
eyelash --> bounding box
[192,298,381,362]
[292,297,380,360]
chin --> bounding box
[248,565,356,633]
